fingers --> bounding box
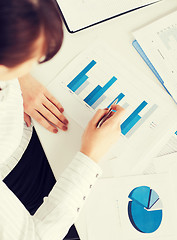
[38,105,68,131]
[90,108,109,126]
[90,105,125,129]
[110,105,125,121]
[102,105,125,127]
[44,91,64,113]
[43,98,68,125]
[31,110,59,134]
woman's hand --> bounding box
[80,105,125,163]
[18,74,69,133]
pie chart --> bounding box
[128,186,163,233]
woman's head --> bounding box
[0,0,63,80]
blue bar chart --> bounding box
[126,104,158,138]
[66,60,158,138]
[67,59,118,108]
[84,76,117,107]
[121,101,148,136]
[67,60,96,92]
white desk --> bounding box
[31,0,177,239]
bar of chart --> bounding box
[67,60,96,92]
[84,76,117,107]
[67,60,118,109]
[66,60,158,137]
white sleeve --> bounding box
[32,152,102,240]
[0,79,24,172]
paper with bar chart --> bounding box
[48,44,177,174]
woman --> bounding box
[0,0,124,239]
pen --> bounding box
[96,99,118,128]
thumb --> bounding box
[24,112,31,127]
[102,105,125,128]
[110,105,125,122]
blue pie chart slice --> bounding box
[129,186,150,208]
[149,189,159,208]
[128,186,163,233]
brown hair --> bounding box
[0,0,63,68]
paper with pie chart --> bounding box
[83,174,177,240]
[118,174,177,239]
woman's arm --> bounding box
[32,106,124,240]
[0,104,124,240]
[33,152,102,240]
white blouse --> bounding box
[0,79,102,240]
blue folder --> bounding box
[132,40,172,98]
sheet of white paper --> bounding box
[57,0,160,32]
[133,10,177,102]
[48,43,177,176]
[144,130,177,175]
[154,152,177,173]
[85,180,122,240]
[84,174,177,240]
[156,131,177,157]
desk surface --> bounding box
[31,0,177,239]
